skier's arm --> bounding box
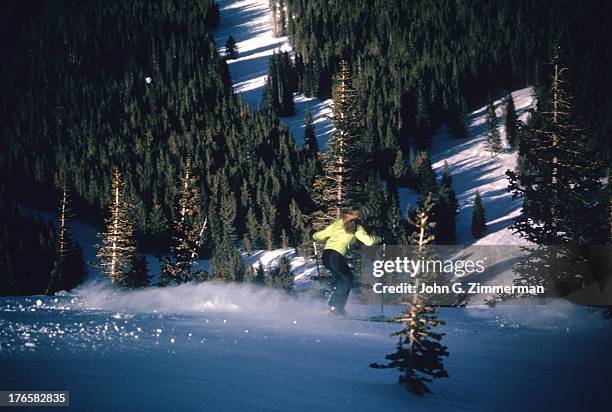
[313,222,335,241]
[355,226,382,246]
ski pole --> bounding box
[313,241,321,278]
[380,242,386,315]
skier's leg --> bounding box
[321,249,337,293]
[325,251,353,313]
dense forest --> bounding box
[274,0,611,162]
[0,0,610,294]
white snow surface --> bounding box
[214,0,334,147]
[2,285,611,410]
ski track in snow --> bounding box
[214,0,334,147]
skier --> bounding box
[313,206,382,314]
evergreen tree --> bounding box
[362,175,386,232]
[312,60,366,228]
[507,46,607,246]
[299,110,322,202]
[225,35,238,59]
[250,260,266,285]
[392,148,408,184]
[448,95,468,139]
[125,255,151,288]
[266,256,294,292]
[96,169,136,285]
[144,197,169,250]
[471,191,486,239]
[412,151,437,195]
[162,159,207,284]
[264,52,294,116]
[0,202,57,296]
[385,188,407,245]
[505,46,607,298]
[302,110,319,155]
[485,101,502,156]
[47,186,85,294]
[289,199,310,255]
[436,162,458,244]
[371,194,449,395]
[243,207,260,254]
[210,236,246,282]
[504,93,518,148]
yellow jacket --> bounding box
[313,220,382,256]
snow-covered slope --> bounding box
[214,0,334,147]
[2,285,611,410]
[399,87,535,246]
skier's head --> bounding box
[342,205,363,234]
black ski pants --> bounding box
[322,249,353,311]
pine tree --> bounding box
[243,207,260,253]
[505,46,607,298]
[392,148,408,183]
[371,194,449,395]
[302,109,318,155]
[386,188,407,244]
[436,162,458,244]
[289,199,310,255]
[486,101,502,157]
[96,168,136,285]
[413,151,437,195]
[471,191,486,239]
[47,186,85,294]
[210,235,245,282]
[299,110,322,201]
[251,260,266,285]
[225,35,238,60]
[504,93,518,148]
[145,197,168,250]
[312,60,365,228]
[266,256,294,292]
[125,255,151,288]
[264,52,294,116]
[507,46,607,246]
[362,174,386,232]
[163,159,207,284]
[448,95,468,139]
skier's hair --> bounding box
[342,206,363,234]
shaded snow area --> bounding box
[214,0,334,147]
[1,287,611,411]
[398,87,536,246]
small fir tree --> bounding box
[436,162,458,244]
[370,194,449,395]
[485,101,502,156]
[504,93,518,148]
[225,35,238,59]
[302,109,319,155]
[266,256,294,292]
[125,255,151,288]
[46,184,85,294]
[96,168,136,285]
[392,148,408,183]
[471,191,486,239]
